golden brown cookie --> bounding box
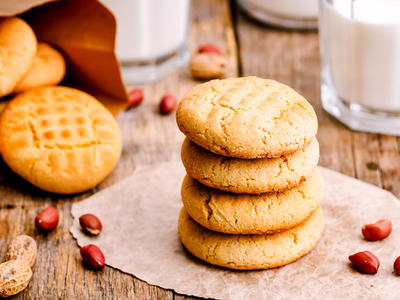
[181,169,323,234]
[0,17,37,97]
[0,86,122,194]
[181,137,319,194]
[14,43,66,93]
[176,76,318,158]
[178,207,324,270]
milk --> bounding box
[101,0,190,63]
[242,0,318,19]
[320,0,400,112]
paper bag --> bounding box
[0,0,128,115]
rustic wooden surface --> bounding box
[1,0,399,299]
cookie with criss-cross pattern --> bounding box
[181,168,323,234]
[176,76,318,158]
[178,207,324,270]
[181,137,319,194]
[0,86,121,194]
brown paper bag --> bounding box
[0,0,128,115]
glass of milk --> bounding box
[320,0,400,135]
[237,0,318,29]
[101,0,191,84]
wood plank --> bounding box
[0,0,238,299]
[378,135,400,197]
[351,132,382,186]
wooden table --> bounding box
[1,0,399,299]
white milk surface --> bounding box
[321,0,400,111]
[101,0,190,62]
[243,0,318,18]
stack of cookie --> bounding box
[176,76,324,270]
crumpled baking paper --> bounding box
[70,162,400,300]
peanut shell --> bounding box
[189,53,226,79]
[6,235,37,267]
[0,260,32,298]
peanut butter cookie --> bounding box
[181,169,323,234]
[0,17,37,97]
[181,137,319,194]
[0,86,121,194]
[178,207,324,270]
[176,77,318,158]
[14,43,66,92]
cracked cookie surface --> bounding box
[176,76,318,158]
[181,137,319,194]
[178,207,324,270]
[0,86,122,194]
[181,169,323,234]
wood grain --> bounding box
[0,1,399,299]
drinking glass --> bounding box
[101,0,191,84]
[237,0,318,30]
[320,0,400,135]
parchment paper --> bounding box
[70,162,400,300]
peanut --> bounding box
[198,44,222,55]
[127,89,144,108]
[394,256,400,275]
[189,52,226,80]
[79,214,102,236]
[159,94,177,115]
[0,260,32,298]
[362,219,392,241]
[35,206,59,232]
[349,251,380,274]
[5,235,37,267]
[80,244,105,270]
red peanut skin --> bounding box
[394,256,400,275]
[35,206,59,232]
[349,251,380,274]
[198,44,221,55]
[79,214,102,236]
[80,244,105,270]
[362,219,392,241]
[159,94,177,115]
[128,89,144,108]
